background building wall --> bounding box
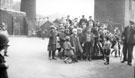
[125,0,135,26]
[0,0,13,9]
[20,0,36,20]
[94,0,125,26]
[95,0,135,26]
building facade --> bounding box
[95,0,135,26]
[20,0,36,20]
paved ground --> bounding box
[5,37,134,78]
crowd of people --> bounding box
[47,15,125,65]
[0,15,134,78]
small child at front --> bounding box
[63,36,75,64]
[103,37,111,65]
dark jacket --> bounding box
[122,26,135,45]
[0,54,8,78]
[48,31,57,51]
[78,33,84,45]
[57,31,65,47]
[70,34,83,53]
[83,32,95,47]
[79,18,88,26]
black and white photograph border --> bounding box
[0,0,135,78]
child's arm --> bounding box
[68,42,75,50]
[109,41,112,49]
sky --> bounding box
[13,0,20,2]
[36,0,94,19]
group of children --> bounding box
[47,15,121,65]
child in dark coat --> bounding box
[48,26,57,60]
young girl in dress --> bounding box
[103,37,111,65]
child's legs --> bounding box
[106,56,109,63]
[115,50,117,57]
[52,50,56,59]
[118,50,121,56]
[80,53,83,60]
[57,48,61,52]
[85,42,90,60]
[72,55,78,62]
[118,42,121,56]
[52,44,56,59]
[103,49,106,59]
[61,48,64,58]
[106,49,110,63]
[49,51,52,58]
[86,48,90,60]
[89,43,93,59]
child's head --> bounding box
[0,34,9,51]
[77,28,82,34]
[72,28,77,35]
[65,36,70,41]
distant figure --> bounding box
[88,16,94,25]
[0,33,9,78]
[66,15,72,25]
[73,18,79,27]
[79,15,88,27]
[121,20,135,66]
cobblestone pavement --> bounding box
[6,37,134,78]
